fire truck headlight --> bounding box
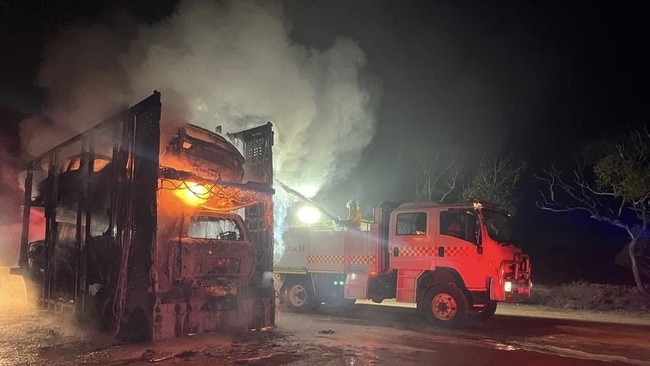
[297,206,321,224]
[504,281,513,293]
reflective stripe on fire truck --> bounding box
[444,246,472,256]
[349,256,376,265]
[308,255,344,264]
[396,246,473,257]
[307,255,376,264]
[398,247,436,256]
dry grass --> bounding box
[524,281,650,312]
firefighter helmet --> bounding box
[346,200,359,209]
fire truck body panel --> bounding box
[276,200,531,326]
[275,228,376,275]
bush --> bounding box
[524,281,650,312]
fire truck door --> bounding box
[437,209,485,289]
[389,211,434,270]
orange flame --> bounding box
[173,181,212,206]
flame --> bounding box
[173,181,212,206]
[161,178,263,211]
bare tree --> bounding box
[536,127,650,293]
[463,155,527,214]
[414,149,462,203]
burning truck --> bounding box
[11,92,275,342]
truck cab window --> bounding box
[481,209,515,244]
[396,212,427,235]
[440,210,477,242]
[188,216,243,241]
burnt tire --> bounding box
[283,281,315,312]
[422,284,468,328]
[468,301,497,323]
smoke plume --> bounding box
[21,0,378,198]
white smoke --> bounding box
[21,22,136,156]
[21,0,377,197]
[125,1,377,194]
[18,0,378,263]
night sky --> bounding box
[1,0,648,284]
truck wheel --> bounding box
[468,301,497,322]
[422,284,468,327]
[284,281,315,312]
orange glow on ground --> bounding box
[0,267,32,310]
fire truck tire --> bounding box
[468,301,497,322]
[284,281,315,312]
[422,284,468,327]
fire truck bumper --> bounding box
[492,255,531,302]
[502,279,532,302]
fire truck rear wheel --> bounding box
[468,300,497,322]
[422,284,468,327]
[284,282,315,312]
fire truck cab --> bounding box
[275,200,531,327]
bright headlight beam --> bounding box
[297,206,321,224]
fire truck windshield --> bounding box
[481,209,515,244]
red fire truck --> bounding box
[12,92,276,342]
[275,200,531,326]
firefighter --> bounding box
[345,199,361,230]
[445,219,463,237]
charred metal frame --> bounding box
[17,93,277,342]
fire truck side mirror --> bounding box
[392,246,399,257]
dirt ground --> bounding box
[2,302,649,366]
[2,269,650,366]
[0,308,361,366]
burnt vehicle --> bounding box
[14,92,276,342]
[32,155,112,208]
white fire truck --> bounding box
[274,200,531,326]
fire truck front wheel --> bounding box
[283,281,315,312]
[422,284,468,327]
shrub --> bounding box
[524,281,650,312]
